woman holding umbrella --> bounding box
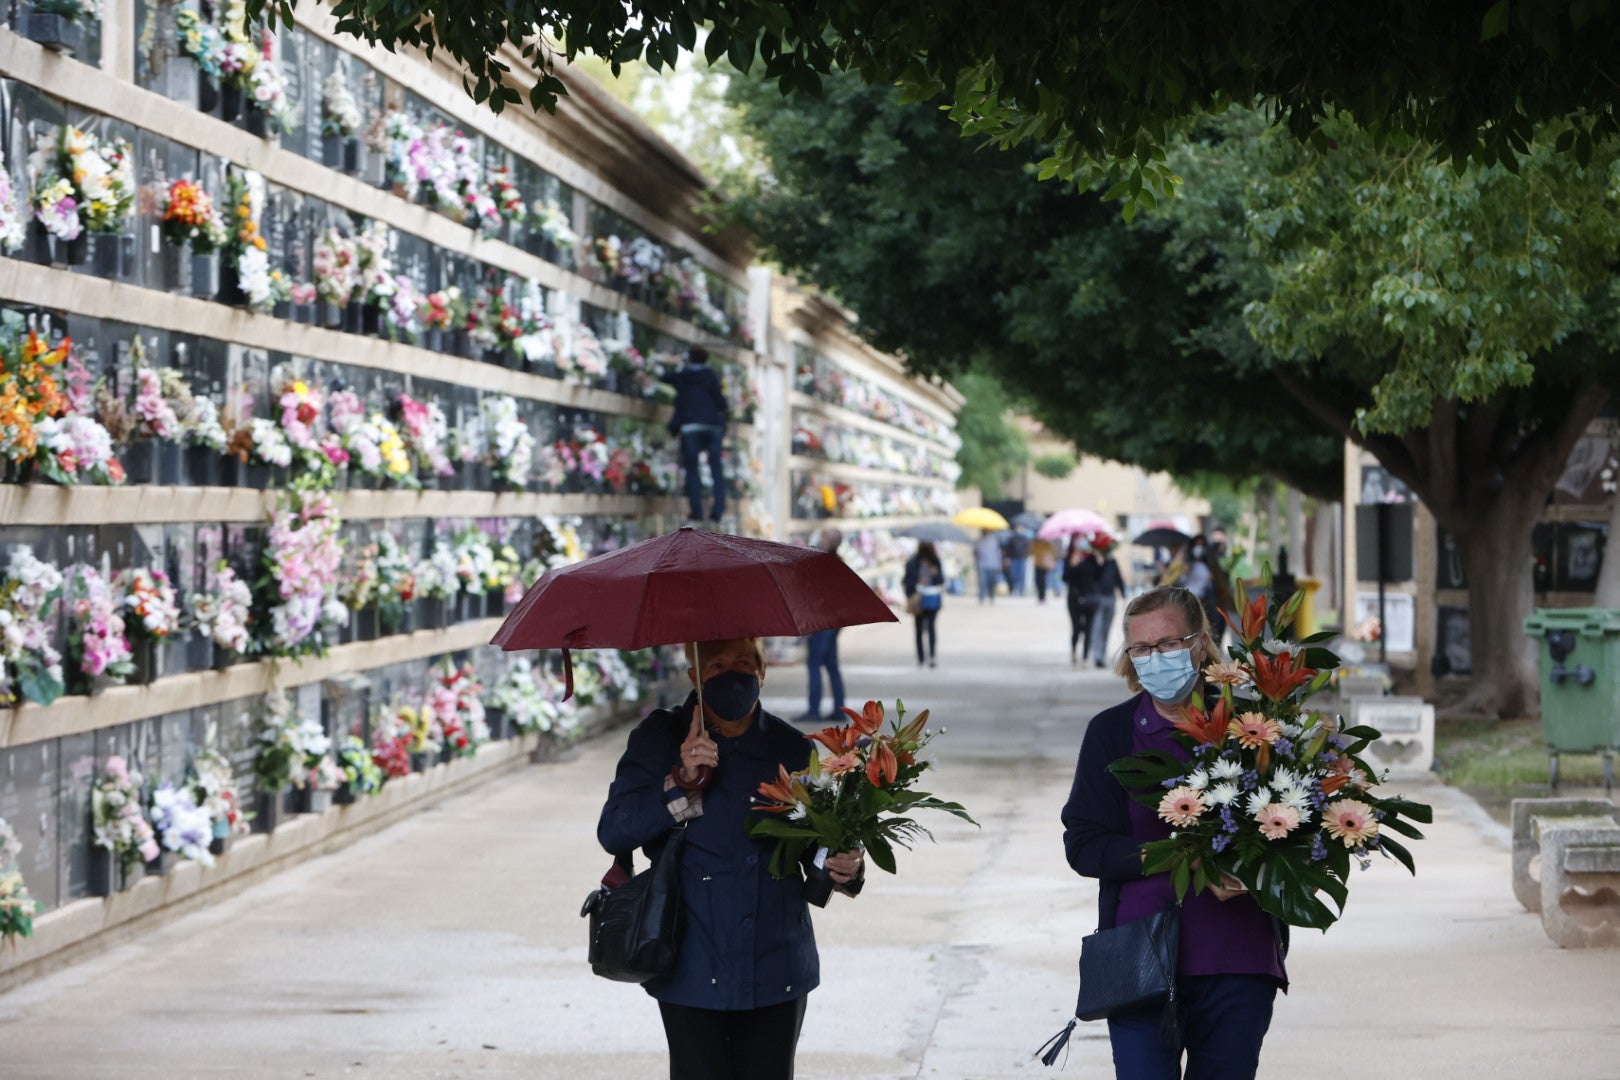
[598,636,867,1079]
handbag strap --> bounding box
[605,823,685,885]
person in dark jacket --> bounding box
[1081,536,1127,670]
[661,346,729,523]
[798,529,847,722]
[901,541,945,667]
[1062,537,1100,666]
[1061,586,1287,1080]
[598,637,865,1080]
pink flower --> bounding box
[1254,803,1301,840]
[1157,785,1207,828]
[1322,799,1381,848]
[1229,711,1282,749]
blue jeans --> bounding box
[1107,974,1277,1080]
[1088,596,1116,666]
[1006,557,1028,595]
[680,427,726,520]
[977,565,1000,602]
[805,628,843,716]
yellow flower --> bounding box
[292,381,309,396]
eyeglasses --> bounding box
[1125,632,1200,660]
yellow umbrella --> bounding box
[953,506,1009,531]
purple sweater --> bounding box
[1063,692,1287,988]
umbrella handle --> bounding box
[560,648,574,701]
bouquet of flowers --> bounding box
[486,657,567,735]
[488,167,525,229]
[419,287,462,332]
[191,749,250,839]
[1107,582,1434,930]
[0,545,66,707]
[225,168,291,313]
[260,493,345,658]
[116,566,182,641]
[0,150,28,254]
[337,734,385,795]
[159,178,229,253]
[747,699,976,875]
[65,562,134,686]
[372,531,417,632]
[320,71,363,139]
[255,690,331,793]
[188,561,252,655]
[150,782,215,866]
[305,754,344,792]
[0,817,38,942]
[91,756,160,871]
[312,229,360,308]
[175,8,225,76]
[369,706,416,778]
[473,395,534,489]
[427,660,486,757]
[530,198,577,252]
[132,363,186,443]
[28,124,134,240]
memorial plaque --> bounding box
[1554,521,1607,593]
[158,709,196,788]
[218,695,261,798]
[57,733,96,903]
[1435,605,1472,677]
[0,741,59,911]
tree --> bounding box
[258,1,1620,208]
[952,371,1030,500]
[723,74,1344,501]
[1033,452,1077,481]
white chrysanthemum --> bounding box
[1184,766,1210,791]
[1205,781,1241,807]
[1261,638,1297,656]
[1278,785,1312,817]
[1210,757,1243,781]
[1244,787,1274,817]
[1270,766,1300,791]
[1281,720,1304,739]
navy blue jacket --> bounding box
[597,695,820,1009]
[661,364,729,431]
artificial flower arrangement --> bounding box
[337,541,379,617]
[371,531,418,632]
[530,198,577,253]
[485,656,569,735]
[377,274,423,342]
[115,565,182,642]
[91,755,161,871]
[487,166,526,230]
[0,545,66,707]
[150,781,216,866]
[418,287,463,334]
[159,178,229,253]
[415,538,461,606]
[368,705,417,777]
[187,560,252,655]
[561,322,611,385]
[191,749,250,840]
[174,8,225,77]
[607,343,659,399]
[305,754,344,792]
[255,690,332,794]
[224,168,291,313]
[258,492,345,658]
[312,228,360,308]
[0,148,30,254]
[336,734,384,795]
[271,373,342,487]
[747,700,977,875]
[473,395,534,490]
[353,220,394,310]
[130,357,186,444]
[371,108,424,190]
[28,123,134,242]
[64,562,135,689]
[450,527,496,598]
[0,817,38,943]
[1107,581,1434,930]
[219,0,293,130]
[320,70,364,140]
[426,660,487,758]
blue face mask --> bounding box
[702,670,760,722]
[1131,648,1199,704]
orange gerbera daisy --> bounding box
[1322,799,1380,847]
[1255,803,1301,840]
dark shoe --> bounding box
[790,710,820,725]
[929,657,937,668]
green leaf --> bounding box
[1480,1,1510,41]
[1378,835,1417,874]
[17,662,63,707]
[866,833,897,873]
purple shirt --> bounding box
[1115,694,1287,984]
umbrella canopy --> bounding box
[1011,511,1045,531]
[953,506,1010,531]
[492,528,897,695]
[1037,508,1110,540]
[895,521,974,544]
[1133,526,1193,549]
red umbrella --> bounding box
[491,527,897,697]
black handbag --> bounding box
[1035,905,1181,1066]
[580,826,686,983]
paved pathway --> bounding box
[2,593,1618,1078]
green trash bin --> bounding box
[1522,607,1620,791]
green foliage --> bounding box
[1032,451,1077,480]
[255,1,1620,216]
[951,371,1029,499]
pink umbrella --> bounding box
[1037,508,1110,540]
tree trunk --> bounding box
[1450,500,1541,717]
[1253,481,1276,570]
[1286,487,1306,574]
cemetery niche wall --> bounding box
[0,0,762,980]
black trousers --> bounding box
[660,996,808,1080]
[913,610,938,663]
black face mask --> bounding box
[702,671,760,722]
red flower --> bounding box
[866,740,898,787]
[838,700,886,738]
[1173,696,1231,746]
[1224,592,1269,644]
[1250,650,1316,702]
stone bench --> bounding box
[1346,695,1435,778]
[1511,797,1620,948]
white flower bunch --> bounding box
[320,71,363,138]
[151,784,216,867]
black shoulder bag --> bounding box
[580,825,686,983]
[1034,904,1181,1066]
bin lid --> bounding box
[1523,607,1620,635]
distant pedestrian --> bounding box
[661,345,729,525]
[798,529,847,722]
[1031,537,1059,604]
[1063,537,1100,666]
[1003,529,1032,596]
[974,530,1003,604]
[903,540,945,667]
[1081,534,1126,669]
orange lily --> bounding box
[839,700,886,738]
[1224,592,1269,644]
[754,764,805,812]
[1251,650,1317,702]
[1174,696,1231,746]
[866,739,898,787]
[808,723,862,756]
